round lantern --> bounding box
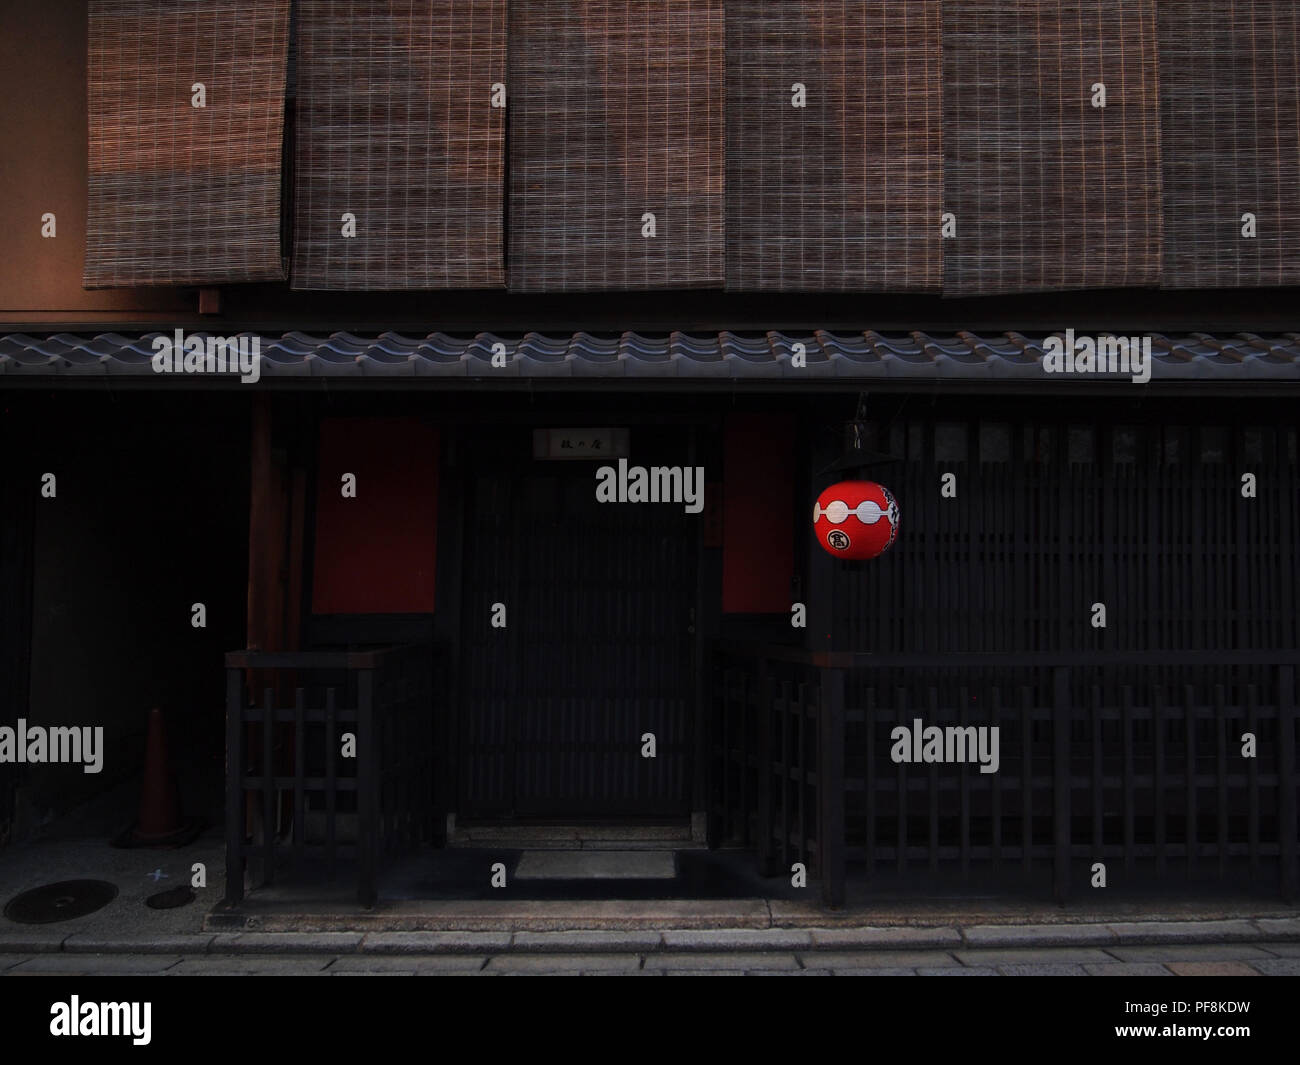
[813,480,899,560]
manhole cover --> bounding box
[145,885,195,910]
[4,879,118,924]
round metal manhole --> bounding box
[4,879,118,924]
[145,885,195,910]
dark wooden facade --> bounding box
[0,0,1297,909]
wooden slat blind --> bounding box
[507,0,725,292]
[84,0,290,287]
[290,0,507,290]
[941,1,1163,296]
[726,1,943,292]
[1159,2,1300,288]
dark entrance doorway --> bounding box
[458,425,698,820]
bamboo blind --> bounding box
[84,0,290,287]
[507,0,725,291]
[290,0,507,290]
[726,1,943,292]
[941,1,1163,296]
[1159,2,1300,288]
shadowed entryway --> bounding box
[458,426,698,820]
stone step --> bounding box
[513,850,677,880]
[451,823,695,844]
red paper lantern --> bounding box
[813,480,899,560]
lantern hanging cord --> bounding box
[816,391,899,477]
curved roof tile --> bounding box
[0,331,1296,384]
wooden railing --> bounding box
[711,642,1300,908]
[223,644,436,907]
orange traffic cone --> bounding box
[113,708,203,848]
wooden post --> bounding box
[198,287,221,315]
[1279,665,1297,903]
[223,666,244,906]
[357,668,377,908]
[246,393,274,653]
[1053,666,1071,903]
[757,659,775,875]
[820,667,847,909]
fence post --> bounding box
[820,667,847,909]
[757,659,774,875]
[1053,666,1071,903]
[357,667,377,908]
[224,666,244,906]
[1279,665,1297,903]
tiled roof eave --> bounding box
[1,331,1297,387]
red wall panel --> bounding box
[722,414,795,614]
[311,417,439,615]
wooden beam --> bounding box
[246,394,273,651]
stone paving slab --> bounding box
[1108,943,1274,963]
[831,968,923,976]
[643,951,801,971]
[963,923,1117,948]
[0,931,72,953]
[661,929,812,951]
[921,967,1001,976]
[1249,959,1300,975]
[1164,961,1261,976]
[799,950,960,969]
[1108,920,1261,944]
[484,953,643,973]
[512,930,663,953]
[360,931,513,954]
[996,963,1089,976]
[808,926,962,950]
[208,932,364,954]
[335,900,776,931]
[954,947,1115,966]
[1252,918,1300,939]
[1083,962,1174,976]
[166,956,333,975]
[1254,941,1300,957]
[328,955,488,973]
[514,851,676,880]
[8,953,182,974]
[63,933,216,954]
